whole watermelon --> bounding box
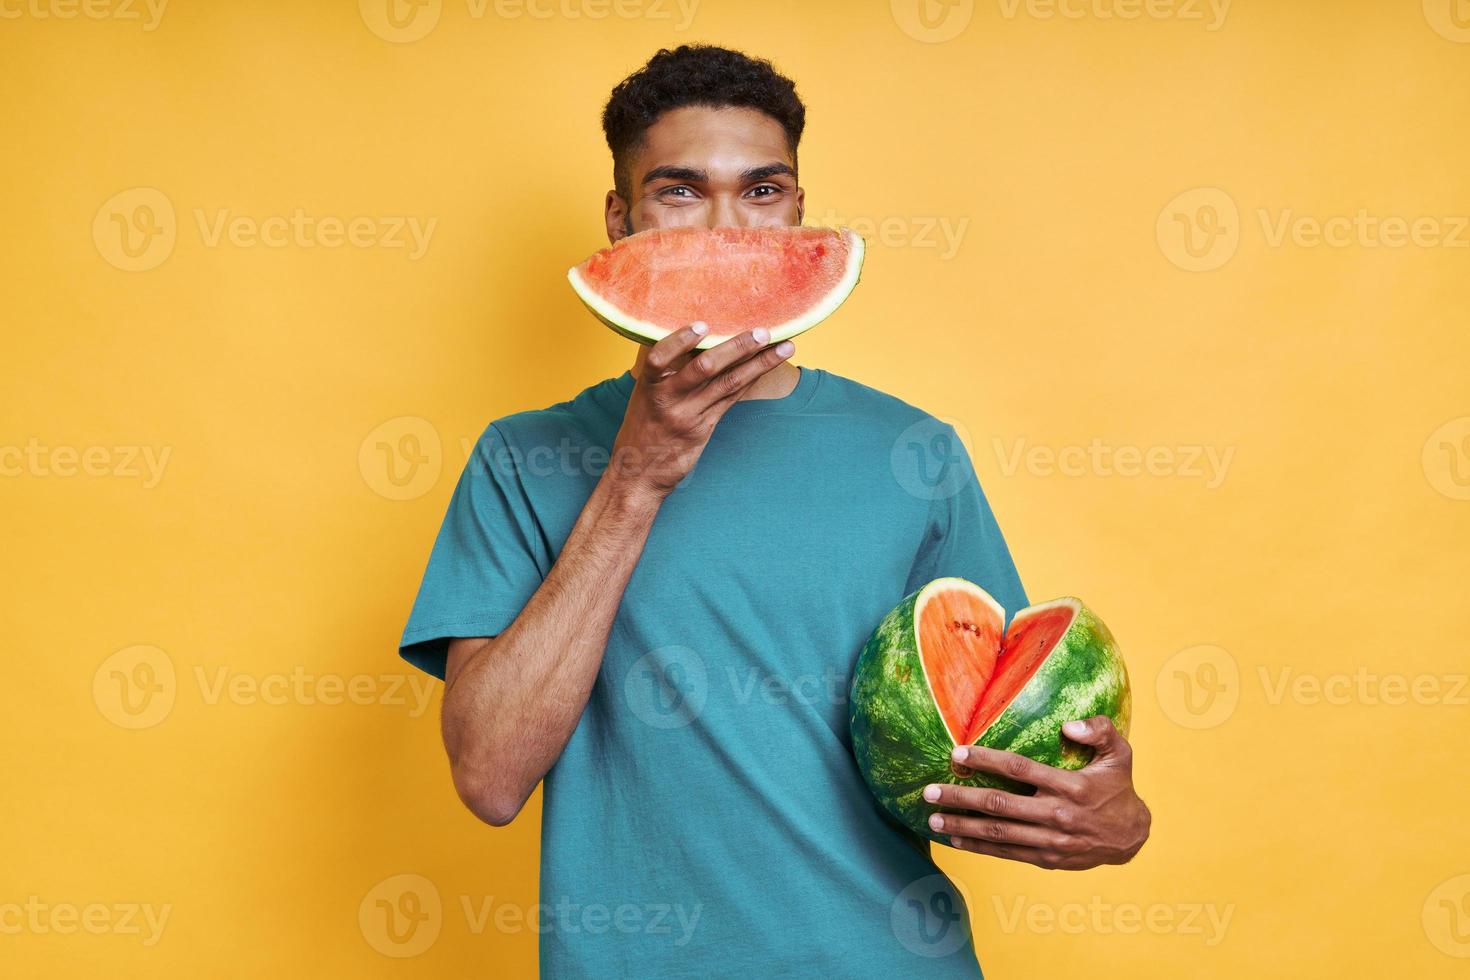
[849,578,1130,844]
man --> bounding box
[400,44,1149,977]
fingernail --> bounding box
[951,746,967,762]
[691,322,708,335]
[752,327,770,344]
[929,814,944,831]
[775,341,794,357]
[1063,720,1087,737]
[923,785,940,802]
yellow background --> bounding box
[4,0,1469,975]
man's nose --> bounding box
[706,196,740,229]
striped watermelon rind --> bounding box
[849,579,1130,844]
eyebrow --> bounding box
[640,162,796,187]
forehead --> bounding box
[632,105,793,175]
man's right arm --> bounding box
[439,323,795,826]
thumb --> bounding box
[1062,716,1128,761]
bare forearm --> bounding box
[437,324,793,826]
[441,471,661,823]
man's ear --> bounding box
[605,190,631,244]
[796,186,805,225]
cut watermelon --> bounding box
[567,226,864,349]
[850,578,1131,843]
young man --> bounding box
[400,45,1149,977]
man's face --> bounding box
[604,105,804,242]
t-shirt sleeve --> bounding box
[398,423,548,679]
[903,423,1029,618]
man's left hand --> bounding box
[922,716,1151,870]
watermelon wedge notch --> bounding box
[850,578,1131,844]
[567,225,865,350]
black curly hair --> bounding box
[602,45,806,201]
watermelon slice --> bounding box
[850,578,1131,844]
[567,226,865,350]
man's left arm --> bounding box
[921,717,1151,869]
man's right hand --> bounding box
[610,323,795,498]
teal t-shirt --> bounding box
[400,367,1028,978]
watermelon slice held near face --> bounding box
[849,578,1131,844]
[567,225,865,350]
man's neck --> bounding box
[631,351,800,402]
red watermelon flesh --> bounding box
[919,588,1080,745]
[567,225,865,349]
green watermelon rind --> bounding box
[849,581,1131,845]
[566,226,866,351]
